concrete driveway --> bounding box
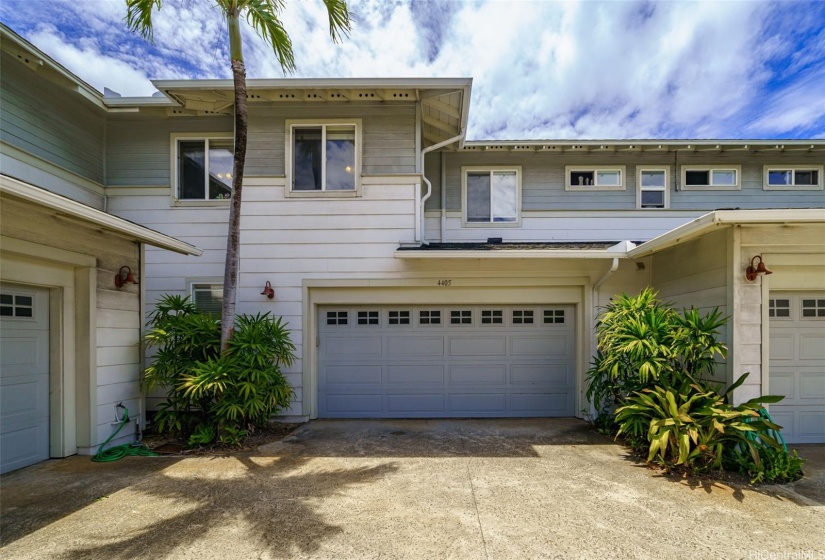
[1,419,823,560]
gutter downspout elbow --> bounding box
[594,257,619,294]
[420,132,463,245]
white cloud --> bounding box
[1,0,823,139]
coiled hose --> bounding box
[92,404,160,462]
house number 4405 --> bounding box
[437,279,453,286]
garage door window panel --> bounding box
[513,310,534,324]
[357,311,380,325]
[802,299,825,318]
[451,310,472,325]
[544,309,565,324]
[419,310,441,325]
[327,311,348,325]
[481,310,503,325]
[1,293,34,318]
[769,299,791,319]
[388,311,410,325]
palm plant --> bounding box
[126,0,351,351]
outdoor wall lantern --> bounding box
[114,265,139,289]
[745,255,772,282]
[260,281,275,299]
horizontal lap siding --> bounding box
[651,229,730,384]
[0,53,104,186]
[435,150,824,213]
[0,197,143,446]
[246,103,417,176]
[106,117,234,186]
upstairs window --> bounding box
[763,166,822,190]
[462,167,521,225]
[174,136,233,201]
[565,166,625,191]
[681,166,740,190]
[287,120,361,195]
[637,167,668,209]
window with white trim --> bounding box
[191,283,223,316]
[287,120,361,194]
[565,166,625,191]
[763,166,823,190]
[174,135,234,200]
[462,167,520,225]
[0,293,34,318]
[681,166,740,190]
[637,167,668,209]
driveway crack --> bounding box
[458,420,490,560]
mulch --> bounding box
[142,422,301,456]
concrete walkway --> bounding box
[1,419,823,559]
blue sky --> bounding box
[2,0,824,140]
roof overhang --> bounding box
[0,175,202,256]
[461,140,825,153]
[627,209,825,259]
[396,241,634,259]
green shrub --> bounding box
[728,445,805,484]
[615,373,785,471]
[586,288,727,419]
[144,295,296,446]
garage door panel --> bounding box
[318,304,576,418]
[449,336,506,356]
[324,394,383,414]
[449,393,507,413]
[800,372,825,398]
[386,394,444,413]
[387,365,444,385]
[769,370,795,400]
[769,291,825,444]
[511,392,571,415]
[511,335,569,356]
[769,334,794,360]
[511,364,570,387]
[324,365,382,384]
[388,336,444,356]
[326,336,382,356]
[800,334,825,360]
[1,285,50,474]
[449,365,506,385]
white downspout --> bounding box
[420,133,463,245]
[587,256,620,416]
[440,152,447,243]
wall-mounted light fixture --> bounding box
[114,265,139,289]
[745,255,772,282]
[260,281,275,299]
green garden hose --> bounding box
[92,404,160,462]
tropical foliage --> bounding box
[126,0,351,351]
[144,295,295,446]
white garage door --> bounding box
[769,292,825,444]
[1,285,50,473]
[318,304,576,418]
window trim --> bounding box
[680,165,741,191]
[636,166,670,209]
[170,133,234,206]
[565,165,626,192]
[762,165,823,191]
[188,279,224,316]
[285,119,363,198]
[461,166,522,227]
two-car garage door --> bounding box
[318,304,576,418]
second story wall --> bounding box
[0,52,105,207]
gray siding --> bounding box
[428,150,824,211]
[106,103,416,186]
[246,103,417,176]
[0,52,105,184]
[106,116,233,186]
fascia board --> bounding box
[0,175,202,256]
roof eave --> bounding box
[0,175,202,256]
[395,250,628,259]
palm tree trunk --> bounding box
[220,7,247,352]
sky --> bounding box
[1,0,824,140]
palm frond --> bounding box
[243,0,296,73]
[125,0,163,41]
[322,0,351,43]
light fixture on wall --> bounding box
[114,266,139,289]
[260,281,275,299]
[745,255,772,282]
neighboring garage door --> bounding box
[318,305,576,418]
[0,285,50,473]
[769,292,825,444]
